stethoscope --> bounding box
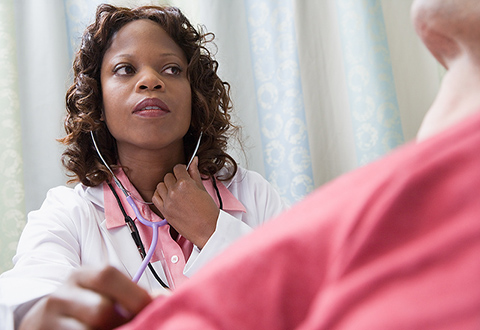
[91,131,222,289]
[106,181,170,288]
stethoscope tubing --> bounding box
[91,130,203,287]
[127,195,168,283]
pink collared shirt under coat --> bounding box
[103,169,245,288]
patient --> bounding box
[19,0,480,328]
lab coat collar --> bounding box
[104,168,246,230]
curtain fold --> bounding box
[64,0,106,58]
[0,0,25,273]
[336,0,404,165]
[14,0,71,217]
[243,0,314,202]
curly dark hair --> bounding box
[60,4,238,186]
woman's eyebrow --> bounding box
[110,52,185,60]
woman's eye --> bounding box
[164,66,182,75]
[114,64,135,75]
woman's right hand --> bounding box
[153,157,220,249]
[19,266,152,330]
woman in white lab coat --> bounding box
[0,4,287,328]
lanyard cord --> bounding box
[107,183,169,289]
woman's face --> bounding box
[100,19,192,159]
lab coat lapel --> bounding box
[97,219,143,279]
[86,184,151,288]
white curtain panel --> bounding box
[1,0,441,272]
[14,0,70,214]
[0,0,26,273]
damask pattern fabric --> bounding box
[336,0,404,165]
[64,0,103,59]
[245,0,315,203]
[0,0,26,273]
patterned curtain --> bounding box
[244,0,314,202]
[64,0,106,58]
[336,0,404,165]
[0,0,26,273]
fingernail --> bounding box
[115,303,132,319]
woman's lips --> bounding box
[133,98,170,117]
[134,107,169,117]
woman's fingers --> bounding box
[73,266,152,317]
[19,266,153,330]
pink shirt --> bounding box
[104,169,245,288]
[120,112,480,329]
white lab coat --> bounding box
[0,166,287,329]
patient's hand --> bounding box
[19,266,152,330]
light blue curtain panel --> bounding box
[64,0,103,58]
[244,0,314,204]
[336,0,404,165]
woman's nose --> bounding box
[136,68,163,91]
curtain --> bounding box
[169,0,441,187]
[0,0,26,273]
[336,0,404,165]
[1,0,442,272]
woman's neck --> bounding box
[117,144,185,203]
